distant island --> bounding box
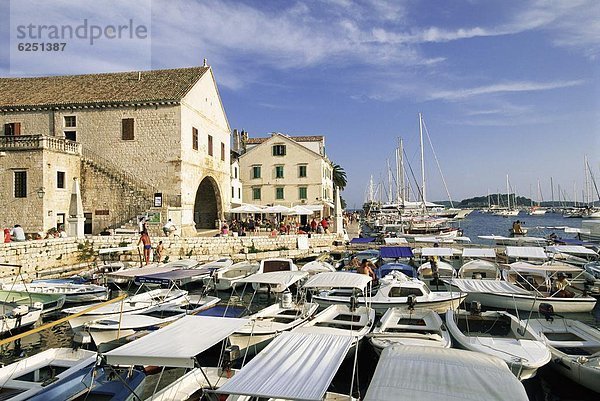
[434,194,588,208]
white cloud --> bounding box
[429,80,585,101]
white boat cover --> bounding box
[448,279,529,294]
[505,246,547,259]
[107,266,178,279]
[98,246,137,254]
[364,345,528,401]
[462,248,496,258]
[383,237,409,244]
[546,245,598,256]
[103,315,246,368]
[215,332,352,401]
[421,247,454,257]
[303,272,372,290]
[511,262,583,274]
[236,271,308,287]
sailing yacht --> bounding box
[494,174,519,216]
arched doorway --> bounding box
[194,176,222,229]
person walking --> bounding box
[155,241,164,263]
[138,230,152,265]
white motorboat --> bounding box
[213,261,259,291]
[256,258,298,273]
[0,302,42,335]
[85,295,221,345]
[229,271,317,356]
[63,288,188,328]
[300,260,336,275]
[448,278,597,313]
[369,308,451,355]
[364,345,529,401]
[106,259,202,285]
[458,259,500,279]
[526,317,600,393]
[312,271,466,314]
[0,348,96,401]
[446,308,551,380]
[5,282,109,304]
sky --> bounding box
[1,0,599,208]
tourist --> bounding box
[155,241,164,263]
[162,219,177,237]
[358,259,377,282]
[221,223,229,236]
[320,217,329,233]
[3,228,11,243]
[512,220,523,235]
[10,224,26,242]
[138,230,152,265]
[58,225,68,238]
[138,216,147,234]
[310,218,317,232]
[553,272,574,298]
[238,226,247,237]
[316,222,324,234]
[248,218,255,234]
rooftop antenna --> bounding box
[137,71,141,81]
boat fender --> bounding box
[281,291,293,308]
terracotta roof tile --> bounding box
[0,66,209,109]
[246,135,324,144]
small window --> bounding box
[299,165,307,178]
[252,166,261,179]
[234,167,238,179]
[64,131,77,141]
[272,144,286,156]
[275,166,284,179]
[389,287,424,297]
[221,142,225,161]
[57,171,66,189]
[192,127,198,151]
[231,186,235,198]
[238,188,241,198]
[208,135,213,156]
[122,118,134,140]
[64,116,76,128]
[276,187,284,200]
[299,187,307,200]
[252,187,261,200]
[14,171,27,198]
[4,122,21,136]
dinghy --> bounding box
[4,282,109,304]
[63,288,188,329]
[446,306,551,380]
[526,316,600,393]
[312,271,466,314]
[369,308,451,355]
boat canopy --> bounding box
[364,345,528,401]
[215,332,352,401]
[462,248,496,258]
[380,246,414,259]
[103,315,246,368]
[98,246,137,254]
[383,237,409,244]
[448,279,529,294]
[303,272,372,290]
[236,271,308,287]
[134,268,212,286]
[350,238,375,244]
[508,261,583,274]
[420,247,454,257]
[546,245,598,256]
[505,246,547,259]
[378,263,416,278]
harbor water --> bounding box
[1,210,599,400]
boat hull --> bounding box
[463,292,597,313]
[312,294,466,314]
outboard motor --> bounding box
[280,290,293,309]
[539,303,555,322]
[222,345,241,372]
[470,301,481,315]
[406,294,417,311]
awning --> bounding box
[364,345,528,401]
[350,238,375,244]
[103,315,246,368]
[229,204,265,213]
[508,261,584,274]
[264,205,292,214]
[107,266,180,279]
[236,271,308,287]
[98,246,137,255]
[303,204,324,212]
[287,205,314,215]
[462,248,496,258]
[421,247,454,257]
[447,279,529,294]
[380,246,414,259]
[505,246,547,259]
[215,332,352,401]
[134,268,212,286]
[303,272,372,290]
[546,245,598,256]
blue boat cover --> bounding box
[553,238,584,245]
[350,237,375,244]
[380,246,414,258]
[378,263,416,278]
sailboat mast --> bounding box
[419,113,426,209]
[506,174,511,210]
[550,177,555,209]
[387,159,393,204]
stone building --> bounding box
[238,133,335,217]
[0,63,231,235]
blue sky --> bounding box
[2,0,599,208]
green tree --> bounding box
[332,163,347,191]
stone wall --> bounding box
[0,234,341,280]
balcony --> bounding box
[0,134,82,155]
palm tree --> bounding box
[332,163,347,191]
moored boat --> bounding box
[4,282,109,304]
[0,289,66,315]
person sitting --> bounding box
[4,228,11,243]
[10,224,26,242]
[162,219,177,237]
[553,272,574,298]
[357,259,377,283]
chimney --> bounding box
[138,71,142,81]
[232,129,240,153]
[203,58,208,67]
[241,130,248,153]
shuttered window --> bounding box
[221,142,225,161]
[14,171,27,198]
[122,118,134,140]
[57,171,66,189]
[4,122,21,136]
